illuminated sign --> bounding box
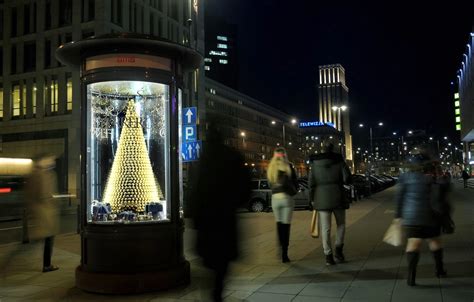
[299,121,335,128]
[85,54,172,71]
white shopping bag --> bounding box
[383,218,403,246]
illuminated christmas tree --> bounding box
[102,100,163,213]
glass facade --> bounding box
[86,80,171,224]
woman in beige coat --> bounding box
[26,154,60,272]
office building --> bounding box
[204,16,238,90]
[457,29,474,173]
[204,78,305,177]
[0,0,204,196]
[317,64,353,165]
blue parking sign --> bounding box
[183,107,197,125]
[183,125,197,141]
[182,140,202,162]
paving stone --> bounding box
[245,292,295,302]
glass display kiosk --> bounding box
[56,34,201,294]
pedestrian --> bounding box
[395,149,450,286]
[308,140,351,265]
[25,154,60,272]
[189,123,251,302]
[461,169,470,188]
[267,147,298,263]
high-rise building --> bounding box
[457,29,474,173]
[0,0,204,196]
[204,16,238,90]
[317,64,353,164]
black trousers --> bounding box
[43,236,55,267]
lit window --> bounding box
[204,66,210,71]
[454,92,459,99]
[50,78,58,113]
[217,35,228,41]
[456,124,461,130]
[456,116,461,123]
[22,85,26,115]
[455,108,460,115]
[454,100,460,107]
[209,50,227,56]
[67,76,73,112]
[219,59,228,64]
[0,86,3,119]
[204,58,212,62]
[32,83,37,115]
[217,43,227,49]
[11,84,21,117]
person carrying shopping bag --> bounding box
[267,147,298,263]
[308,140,351,265]
[395,148,451,286]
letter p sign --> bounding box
[183,125,197,141]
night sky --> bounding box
[205,0,474,146]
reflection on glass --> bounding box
[86,81,170,224]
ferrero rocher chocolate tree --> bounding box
[102,100,163,212]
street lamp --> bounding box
[240,131,246,146]
[271,118,298,147]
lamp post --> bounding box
[241,131,246,147]
[271,118,298,147]
[331,105,347,131]
[359,122,383,158]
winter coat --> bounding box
[189,141,251,269]
[395,171,448,227]
[308,152,351,210]
[462,170,470,180]
[25,168,60,239]
[270,164,298,196]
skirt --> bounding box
[404,225,441,239]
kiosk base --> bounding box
[75,261,190,294]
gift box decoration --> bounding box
[118,211,136,221]
[91,201,111,221]
[145,202,163,214]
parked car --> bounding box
[352,174,371,197]
[248,179,272,212]
[247,178,312,212]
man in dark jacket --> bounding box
[309,141,351,265]
[189,123,251,302]
[461,169,470,188]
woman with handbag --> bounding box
[395,148,450,286]
[267,147,298,263]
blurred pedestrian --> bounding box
[267,147,298,263]
[189,124,251,302]
[461,169,470,188]
[308,141,351,265]
[25,154,60,272]
[395,149,450,286]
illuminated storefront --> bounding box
[56,34,201,294]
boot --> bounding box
[276,222,283,247]
[281,224,291,263]
[406,251,419,286]
[335,244,345,263]
[432,249,447,278]
[325,253,336,266]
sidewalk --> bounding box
[0,184,473,301]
